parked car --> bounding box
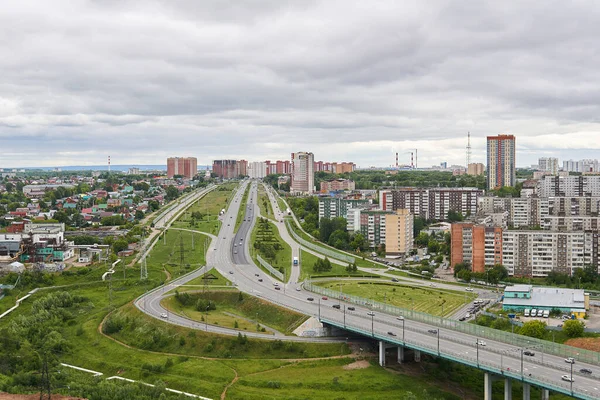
[565,357,576,364]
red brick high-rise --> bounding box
[167,157,197,179]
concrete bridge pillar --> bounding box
[378,341,386,367]
[397,346,405,364]
[414,349,421,362]
[504,378,512,400]
[541,388,549,400]
[523,383,531,400]
[484,373,494,400]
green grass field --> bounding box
[250,217,292,280]
[300,249,380,280]
[314,280,476,317]
[257,185,274,220]
[146,229,211,279]
[161,289,308,335]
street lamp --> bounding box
[520,349,524,380]
[371,313,375,337]
[205,305,210,331]
[437,330,440,355]
[570,360,574,394]
[318,297,321,320]
[476,338,480,367]
[343,305,346,327]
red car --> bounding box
[322,296,328,300]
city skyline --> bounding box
[2,2,600,168]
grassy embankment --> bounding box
[257,184,275,220]
[299,249,381,280]
[234,183,251,233]
[160,289,308,335]
[249,217,292,280]
[315,280,476,317]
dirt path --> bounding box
[220,368,239,400]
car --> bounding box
[557,324,563,328]
[466,287,474,292]
[561,375,574,382]
[160,313,168,319]
[391,278,399,282]
[523,350,535,356]
[430,283,436,287]
[332,304,341,309]
[274,282,279,286]
[240,238,243,241]
[234,243,237,246]
[307,297,314,301]
[397,316,405,321]
[367,311,375,316]
[255,273,260,277]
[234,250,238,254]
[466,313,471,318]
[459,317,466,321]
[428,329,438,334]
[296,287,301,291]
[229,271,234,274]
[476,340,486,346]
[275,286,281,290]
[347,306,355,311]
[227,224,230,226]
[565,357,576,364]
[322,296,328,300]
[580,368,593,374]
[387,331,397,336]
[258,279,263,282]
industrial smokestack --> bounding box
[395,152,398,167]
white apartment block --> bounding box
[248,162,268,179]
[538,175,600,197]
[563,159,600,173]
[538,157,558,175]
[502,231,586,277]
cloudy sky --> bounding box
[1,1,600,169]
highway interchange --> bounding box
[136,180,600,399]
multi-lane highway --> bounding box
[136,179,600,399]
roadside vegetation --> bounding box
[161,289,308,335]
[257,184,275,220]
[234,183,251,233]
[300,250,377,280]
[250,217,292,280]
[315,280,475,317]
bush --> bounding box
[563,320,585,338]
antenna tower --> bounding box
[108,155,111,173]
[466,132,472,167]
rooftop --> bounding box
[503,286,586,309]
[505,284,532,293]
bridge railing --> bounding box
[285,220,355,264]
[256,255,284,281]
[305,281,600,366]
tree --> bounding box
[349,233,367,251]
[413,216,427,238]
[447,210,464,222]
[519,320,547,339]
[346,262,358,273]
[165,185,180,201]
[135,210,145,220]
[5,182,14,192]
[563,320,585,338]
[112,238,129,254]
[53,210,70,224]
[415,232,429,247]
[328,229,349,250]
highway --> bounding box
[136,179,600,399]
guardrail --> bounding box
[256,255,284,280]
[305,281,600,366]
[285,220,355,264]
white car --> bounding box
[466,287,474,292]
[367,311,375,316]
[477,340,487,346]
[160,313,168,319]
[397,316,405,321]
[296,287,301,291]
[561,375,574,382]
[565,357,575,364]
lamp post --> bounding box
[318,297,321,320]
[520,349,524,380]
[476,338,479,367]
[570,361,574,394]
[402,318,405,344]
[343,305,346,328]
[437,329,440,355]
[371,313,375,337]
[205,305,209,331]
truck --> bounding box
[524,309,530,317]
[543,310,550,318]
[286,208,292,216]
[293,257,299,266]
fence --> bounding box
[285,220,355,264]
[256,255,284,280]
[305,281,600,365]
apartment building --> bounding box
[451,223,502,273]
[467,163,485,176]
[380,187,482,220]
[385,209,414,255]
[248,162,268,179]
[291,152,314,194]
[318,197,370,221]
[167,157,197,179]
[538,175,600,197]
[478,197,549,228]
[320,179,355,193]
[212,160,247,179]
[487,134,516,189]
[359,210,389,248]
[563,159,600,173]
[542,216,600,231]
[538,157,559,175]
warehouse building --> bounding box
[502,285,589,318]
